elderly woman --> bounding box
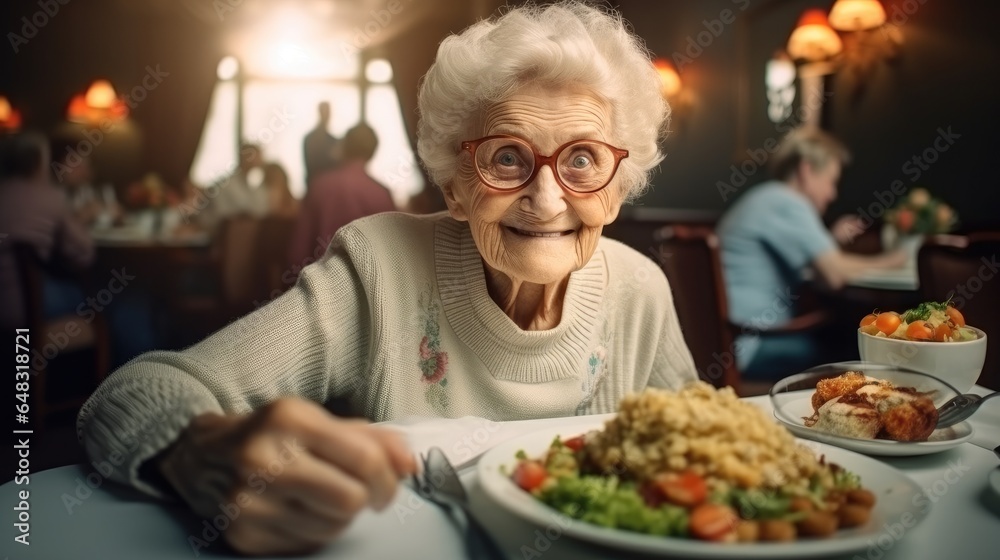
[78,2,697,555]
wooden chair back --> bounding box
[11,243,110,431]
[654,225,740,390]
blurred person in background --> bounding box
[0,132,156,366]
[0,131,94,330]
[202,143,268,231]
[262,162,299,218]
[78,3,697,555]
[287,123,394,272]
[50,140,122,228]
[302,101,341,191]
[717,127,907,379]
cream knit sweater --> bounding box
[77,212,697,496]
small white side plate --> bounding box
[772,394,973,456]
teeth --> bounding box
[512,227,566,238]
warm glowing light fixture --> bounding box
[0,95,22,131]
[217,56,240,81]
[68,80,129,124]
[365,59,393,84]
[828,0,886,31]
[84,79,117,109]
[653,59,682,98]
[787,9,843,62]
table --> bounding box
[846,265,918,292]
[90,229,221,347]
[2,394,998,559]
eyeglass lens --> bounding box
[473,137,617,192]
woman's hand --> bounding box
[156,397,416,556]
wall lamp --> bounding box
[0,96,22,132]
[67,79,129,125]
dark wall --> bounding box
[3,0,997,228]
[617,0,1000,231]
[1,0,221,187]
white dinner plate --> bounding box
[772,392,973,456]
[478,419,931,559]
[990,468,1000,499]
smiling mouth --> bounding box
[505,226,576,238]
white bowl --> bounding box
[857,326,987,393]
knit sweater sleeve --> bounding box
[621,243,698,391]
[640,251,699,391]
[76,237,372,499]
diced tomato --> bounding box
[654,471,708,507]
[906,320,933,340]
[859,314,878,327]
[562,435,585,452]
[934,323,953,342]
[875,312,901,335]
[689,503,740,541]
[945,306,965,327]
[512,461,547,491]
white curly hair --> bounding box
[416,1,670,202]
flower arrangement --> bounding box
[884,188,957,235]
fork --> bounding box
[409,447,507,560]
[936,391,1000,429]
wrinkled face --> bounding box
[800,160,841,214]
[442,84,625,286]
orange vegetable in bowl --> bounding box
[859,314,877,328]
[934,323,953,342]
[945,306,965,327]
[875,312,901,335]
[905,320,933,340]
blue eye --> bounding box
[572,155,591,168]
[498,153,517,166]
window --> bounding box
[190,55,424,202]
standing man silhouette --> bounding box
[302,101,340,192]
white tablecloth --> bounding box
[845,265,918,291]
[2,396,998,559]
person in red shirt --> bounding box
[288,123,395,274]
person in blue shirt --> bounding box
[717,127,906,378]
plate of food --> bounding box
[478,382,930,558]
[770,362,973,456]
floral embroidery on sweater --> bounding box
[576,338,610,415]
[418,290,450,413]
